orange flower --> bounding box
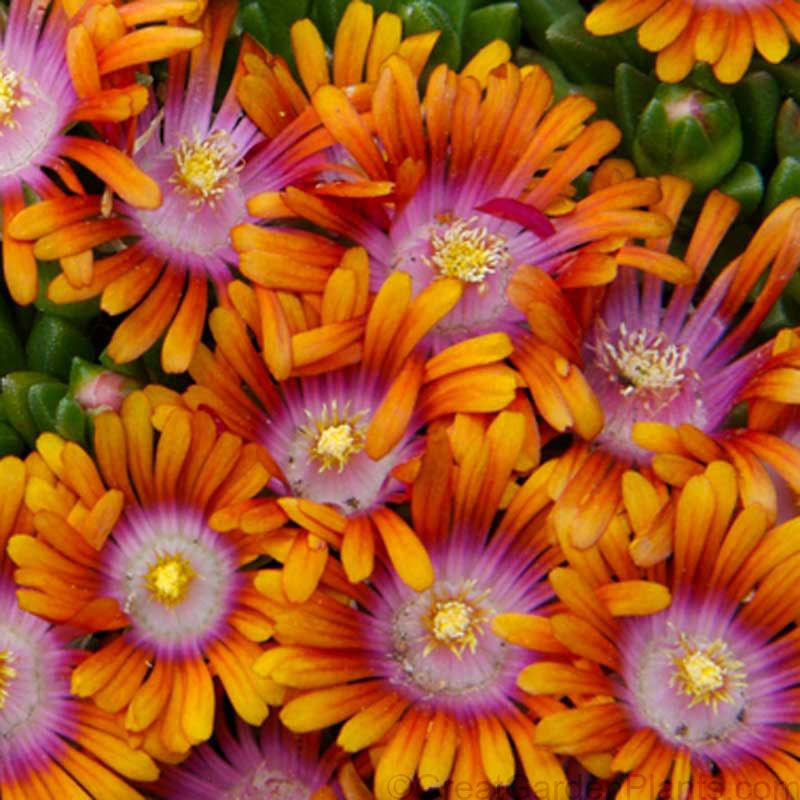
[7,392,284,759]
[585,0,799,83]
[0,456,158,799]
[254,414,568,798]
[516,176,800,549]
[182,247,530,598]
[9,0,337,373]
[235,51,679,365]
[2,0,202,304]
[511,463,800,800]
[236,0,509,142]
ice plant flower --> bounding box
[517,464,800,800]
[585,0,800,83]
[236,57,681,357]
[7,392,284,760]
[255,414,568,799]
[0,0,182,304]
[9,0,331,374]
[183,248,526,597]
[236,0,454,143]
[519,175,800,549]
[153,713,374,800]
[0,456,159,799]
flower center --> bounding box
[145,553,195,607]
[428,600,482,656]
[300,402,368,473]
[388,578,512,702]
[223,764,310,800]
[426,215,510,284]
[0,61,30,129]
[602,323,689,395]
[0,651,17,709]
[671,632,746,710]
[170,131,239,206]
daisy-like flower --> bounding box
[7,392,284,760]
[183,248,527,597]
[255,413,570,798]
[520,173,800,549]
[1,0,203,304]
[153,713,374,800]
[236,0,461,142]
[0,456,159,800]
[9,0,331,374]
[586,0,800,83]
[235,55,682,358]
[516,463,800,800]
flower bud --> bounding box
[633,84,742,194]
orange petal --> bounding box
[59,138,160,209]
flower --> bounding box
[516,464,800,800]
[236,57,680,358]
[236,0,458,140]
[183,248,526,596]
[9,0,331,373]
[0,456,158,799]
[153,713,367,800]
[7,392,283,759]
[517,174,800,549]
[1,0,203,304]
[254,414,568,799]
[585,0,799,83]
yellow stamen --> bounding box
[426,215,510,284]
[0,60,31,129]
[0,651,17,709]
[671,631,746,710]
[145,553,195,607]
[170,130,239,206]
[604,323,689,394]
[300,401,368,473]
[432,600,478,648]
[422,581,491,657]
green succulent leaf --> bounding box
[462,3,520,63]
[717,162,764,219]
[776,97,800,162]
[55,395,88,446]
[764,156,800,215]
[545,9,627,85]
[27,382,69,435]
[733,72,780,169]
[1,372,61,447]
[517,0,581,57]
[614,63,658,158]
[0,292,26,376]
[0,423,25,458]
[25,315,96,382]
